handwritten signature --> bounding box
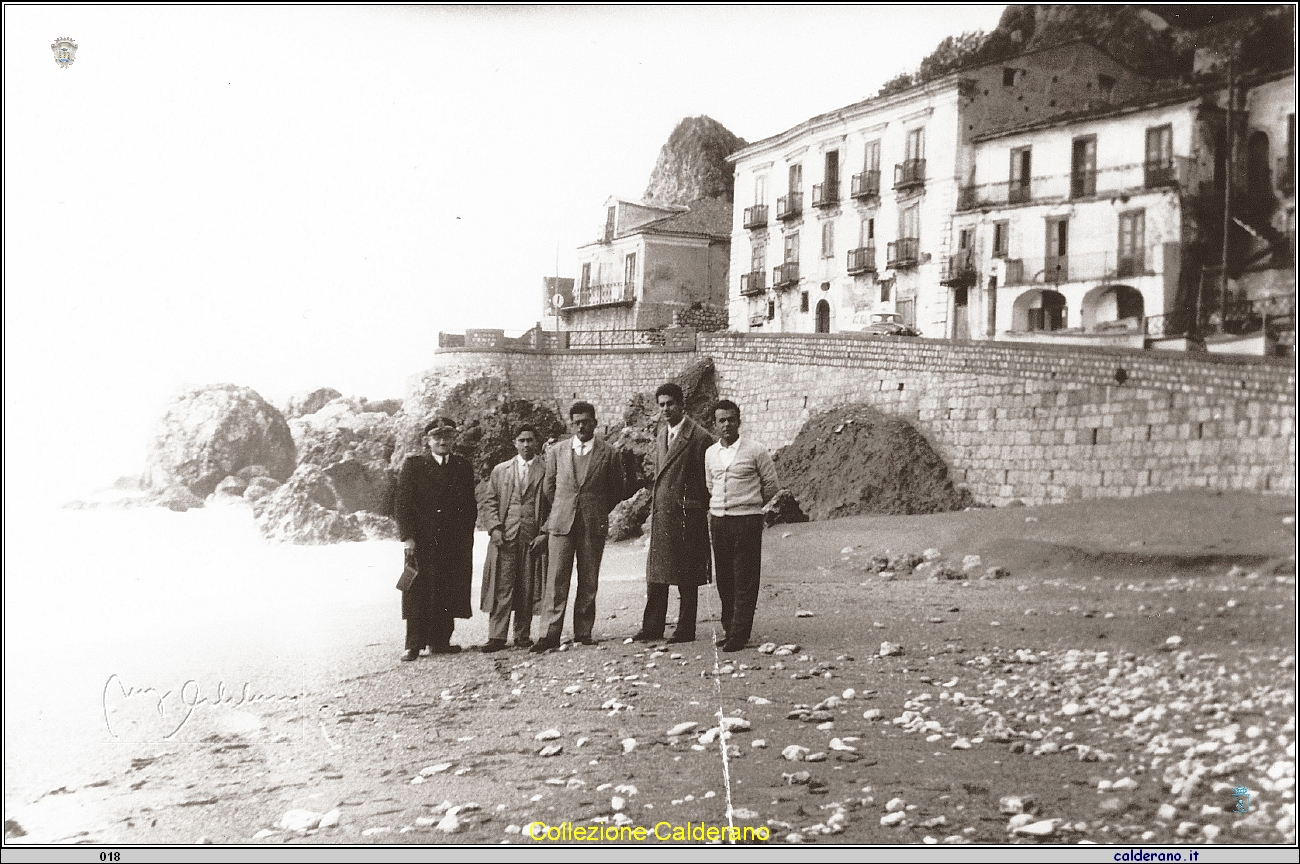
[102,674,299,740]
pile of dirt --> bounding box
[773,404,972,521]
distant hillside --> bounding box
[644,116,745,207]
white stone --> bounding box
[1006,814,1035,831]
[881,812,906,827]
[782,745,809,761]
[863,709,883,721]
[720,717,752,732]
[951,738,971,750]
[1013,819,1058,836]
[621,738,637,754]
[535,729,562,741]
[666,722,698,737]
[886,797,907,813]
[420,763,453,776]
[1112,777,1139,791]
[829,738,856,752]
[278,810,323,832]
[879,642,904,657]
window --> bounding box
[899,203,919,240]
[580,262,591,289]
[1145,125,1174,187]
[1117,210,1145,276]
[801,291,810,313]
[754,174,767,205]
[864,140,881,172]
[603,206,616,243]
[624,252,637,286]
[992,220,1009,258]
[1002,67,1017,87]
[1071,136,1097,198]
[1010,146,1032,203]
[821,221,834,258]
[767,299,776,320]
[1098,74,1116,98]
[861,217,875,246]
[905,128,925,162]
[788,163,802,194]
[958,228,973,251]
[1045,217,1069,282]
[784,232,799,263]
[750,243,765,274]
[880,280,891,303]
[825,150,839,188]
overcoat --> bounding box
[394,453,476,620]
[645,415,714,587]
[478,457,549,616]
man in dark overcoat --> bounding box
[394,416,477,661]
[634,382,714,643]
[478,424,549,651]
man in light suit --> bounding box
[634,382,714,643]
[478,424,549,652]
[532,401,625,653]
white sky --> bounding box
[4,4,1006,500]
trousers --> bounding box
[488,539,533,643]
[710,514,764,643]
[405,611,455,651]
[640,584,698,639]
[541,509,605,642]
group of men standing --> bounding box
[392,387,779,662]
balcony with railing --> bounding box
[776,192,803,221]
[743,204,769,230]
[942,247,977,287]
[569,281,635,309]
[894,159,926,192]
[958,158,1193,211]
[740,270,766,296]
[846,245,876,275]
[1008,180,1033,205]
[999,248,1165,287]
[811,182,839,209]
[1143,158,1178,189]
[886,238,920,269]
[851,170,881,200]
[773,261,800,289]
[1070,169,1097,199]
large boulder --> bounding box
[774,404,972,521]
[283,387,343,420]
[292,397,400,516]
[253,464,365,544]
[763,489,809,528]
[145,384,296,497]
[607,487,652,542]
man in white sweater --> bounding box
[703,400,780,652]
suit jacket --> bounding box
[479,457,549,615]
[542,436,624,537]
[394,453,477,619]
[646,416,715,586]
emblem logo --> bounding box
[51,37,78,69]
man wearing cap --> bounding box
[394,416,477,661]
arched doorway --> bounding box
[815,299,831,333]
[1082,284,1145,331]
[1012,289,1067,332]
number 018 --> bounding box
[100,854,121,862]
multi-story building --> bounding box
[726,41,1152,338]
[547,196,731,333]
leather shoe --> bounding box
[480,639,507,653]
[513,638,534,649]
[667,632,695,644]
[400,649,420,662]
[430,644,463,655]
[631,631,662,643]
[721,638,746,653]
[714,636,729,648]
[578,636,598,646]
[530,638,560,654]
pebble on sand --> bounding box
[621,738,637,754]
[782,745,810,761]
[538,745,563,757]
[535,729,562,741]
[278,810,323,832]
[879,642,904,657]
[666,722,698,737]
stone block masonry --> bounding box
[420,332,1295,506]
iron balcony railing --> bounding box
[998,248,1164,287]
[571,281,635,308]
[846,245,876,275]
[1143,158,1178,189]
[776,192,803,221]
[743,204,769,230]
[740,270,766,296]
[851,170,881,199]
[887,238,920,268]
[942,247,977,286]
[894,159,926,191]
[773,261,800,288]
[1071,169,1097,199]
[811,182,839,209]
[1008,181,1032,205]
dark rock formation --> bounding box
[774,404,972,522]
[144,384,296,497]
[763,489,809,528]
[292,397,399,516]
[607,487,652,542]
[283,387,343,420]
[644,116,745,206]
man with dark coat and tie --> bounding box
[532,401,624,653]
[478,424,549,652]
[634,382,715,643]
[394,416,477,661]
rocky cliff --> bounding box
[643,116,744,206]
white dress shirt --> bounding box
[571,436,593,457]
[667,418,686,448]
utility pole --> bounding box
[1219,56,1236,335]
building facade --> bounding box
[726,42,1152,339]
[547,197,731,334]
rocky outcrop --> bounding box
[643,116,744,207]
[291,397,399,516]
[282,387,343,420]
[144,384,296,497]
[252,464,370,545]
[763,489,809,528]
[607,487,652,542]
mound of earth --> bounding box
[774,404,971,521]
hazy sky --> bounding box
[4,5,1006,499]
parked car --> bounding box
[860,312,921,337]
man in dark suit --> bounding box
[478,424,549,652]
[532,401,624,653]
[394,416,477,661]
[634,382,714,643]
